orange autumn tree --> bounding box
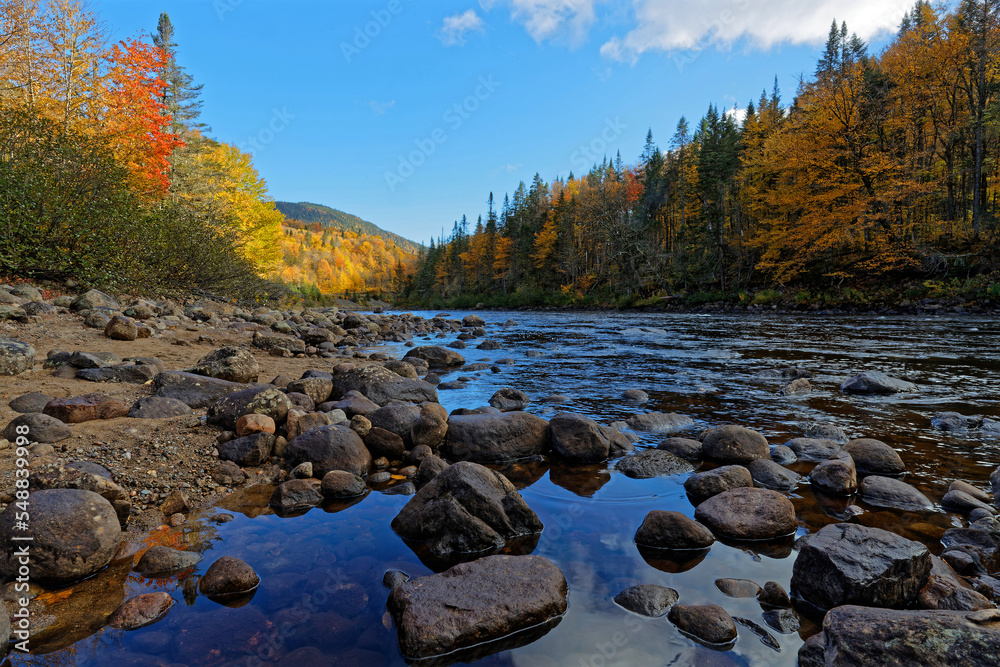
[101,37,182,199]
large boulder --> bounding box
[285,425,371,477]
[387,555,566,660]
[154,371,249,409]
[798,606,1000,667]
[634,511,714,550]
[43,393,128,423]
[615,450,694,479]
[549,412,632,462]
[0,489,120,585]
[29,463,131,528]
[369,403,421,447]
[411,402,449,449]
[0,337,35,376]
[694,487,796,540]
[71,289,120,312]
[331,365,438,405]
[791,523,932,610]
[441,412,550,462]
[702,425,770,464]
[187,346,260,384]
[2,413,71,443]
[404,345,465,367]
[844,438,906,475]
[391,461,542,556]
[208,386,292,431]
[840,371,918,394]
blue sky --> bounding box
[95,0,916,245]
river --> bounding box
[16,310,1000,666]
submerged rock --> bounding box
[107,593,174,630]
[387,555,567,660]
[135,546,202,575]
[786,437,842,461]
[747,459,801,490]
[667,604,737,645]
[791,523,931,610]
[657,437,703,460]
[702,425,770,464]
[391,461,542,557]
[694,487,797,540]
[625,412,695,433]
[613,584,678,617]
[634,510,715,550]
[198,556,260,597]
[488,387,530,412]
[615,449,693,479]
[859,476,933,510]
[840,371,918,394]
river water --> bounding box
[15,311,1000,666]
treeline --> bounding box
[0,2,285,300]
[409,1,1000,307]
[277,222,416,302]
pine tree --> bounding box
[153,13,206,138]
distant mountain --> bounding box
[275,201,421,254]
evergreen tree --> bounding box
[153,13,206,138]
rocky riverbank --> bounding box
[0,284,998,664]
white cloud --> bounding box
[482,0,598,44]
[602,0,913,62]
[724,105,747,125]
[370,99,396,115]
[438,9,486,46]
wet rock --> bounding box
[127,397,192,419]
[488,387,530,412]
[810,451,858,495]
[270,479,323,510]
[462,314,485,327]
[71,289,119,311]
[844,438,905,475]
[625,412,695,433]
[932,412,981,431]
[621,389,649,403]
[404,345,465,367]
[415,454,448,488]
[785,437,841,461]
[613,584,679,617]
[364,427,406,461]
[43,393,127,423]
[694,487,797,540]
[29,463,131,527]
[187,346,260,384]
[805,423,849,444]
[781,378,812,395]
[441,411,550,463]
[135,546,202,575]
[634,510,715,550]
[791,523,931,610]
[859,476,933,510]
[8,392,52,413]
[950,480,991,504]
[411,401,449,449]
[0,489,120,585]
[387,554,566,660]
[321,470,366,498]
[285,425,371,477]
[798,606,1000,667]
[919,575,994,611]
[208,386,292,431]
[759,581,792,608]
[615,450,694,479]
[383,569,410,589]
[2,413,71,443]
[940,528,1000,572]
[198,556,260,597]
[840,371,918,394]
[683,465,753,501]
[992,466,1000,500]
[747,459,801,490]
[476,340,502,350]
[943,490,997,516]
[702,425,769,464]
[549,412,632,462]
[657,437,702,460]
[153,371,248,409]
[763,608,800,634]
[108,592,174,630]
[715,578,762,597]
[667,604,737,645]
[104,315,139,341]
[331,364,438,405]
[756,367,811,380]
[770,445,797,464]
[390,461,541,556]
[218,432,275,467]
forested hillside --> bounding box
[275,201,422,255]
[410,1,1000,308]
